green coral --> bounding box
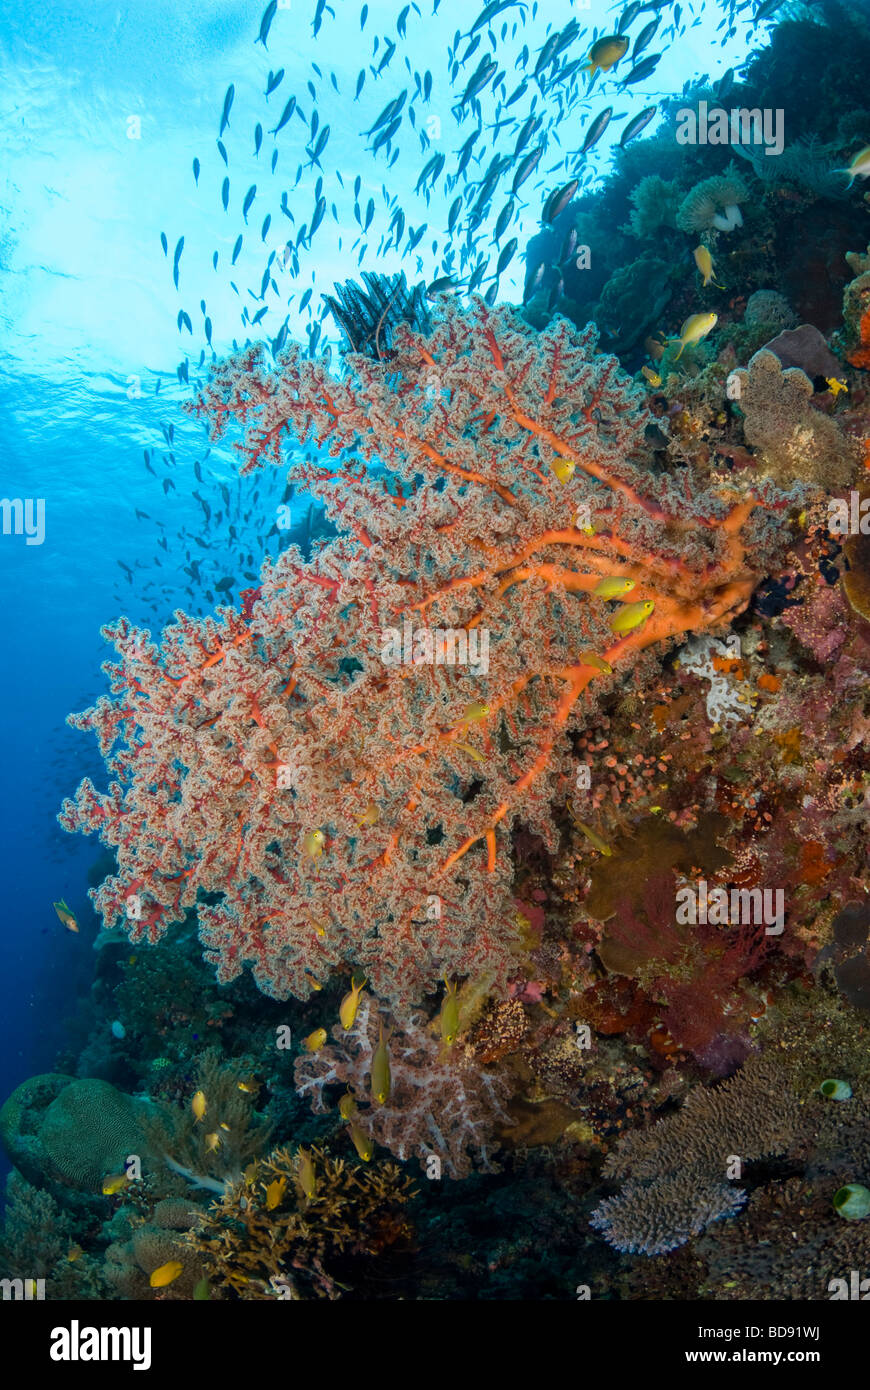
[0,1073,156,1193]
[595,254,678,353]
[626,175,681,238]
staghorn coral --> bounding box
[60,301,793,1008]
[731,348,859,487]
[295,997,511,1178]
[185,1144,417,1299]
[676,168,749,235]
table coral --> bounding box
[60,301,793,1007]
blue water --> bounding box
[0,0,762,1182]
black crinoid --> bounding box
[323,271,431,360]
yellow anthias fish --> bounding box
[67,1244,83,1262]
[302,828,326,859]
[837,143,870,188]
[348,1123,374,1162]
[355,802,379,827]
[582,34,628,77]
[454,740,485,763]
[338,1089,358,1121]
[641,365,662,387]
[204,1131,221,1153]
[303,1027,328,1052]
[670,312,718,360]
[577,650,613,675]
[463,700,490,722]
[297,1146,317,1200]
[610,599,655,633]
[265,1177,286,1210]
[371,1024,392,1105]
[149,1260,183,1289]
[693,245,724,289]
[191,1089,207,1123]
[550,455,576,483]
[826,377,848,398]
[53,899,79,933]
[566,803,613,856]
[440,979,460,1046]
[339,975,367,1029]
[593,577,636,599]
[102,1173,129,1196]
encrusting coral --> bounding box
[731,348,859,487]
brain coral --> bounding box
[30,1078,153,1191]
[676,168,749,235]
[744,290,797,333]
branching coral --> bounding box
[295,997,512,1177]
[59,301,792,1007]
[185,1145,417,1299]
[142,1048,272,1193]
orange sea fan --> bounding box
[59,302,794,1006]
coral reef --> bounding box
[625,176,681,239]
[744,289,797,334]
[0,1074,155,1192]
